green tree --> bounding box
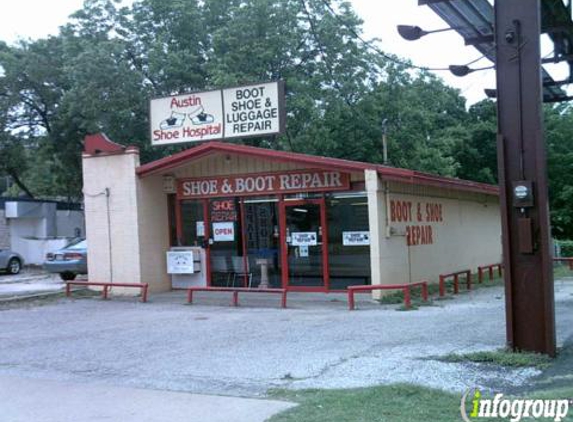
[0,0,504,202]
[545,104,573,239]
[454,99,498,184]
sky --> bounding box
[0,0,568,106]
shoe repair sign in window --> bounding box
[150,81,285,145]
[178,169,350,199]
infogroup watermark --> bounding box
[460,389,572,422]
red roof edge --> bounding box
[84,133,139,156]
[136,141,378,176]
[135,141,499,196]
[402,170,499,196]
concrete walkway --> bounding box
[0,269,67,299]
[0,375,295,422]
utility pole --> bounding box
[495,0,556,356]
[381,118,389,165]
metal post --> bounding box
[421,282,428,302]
[495,0,556,356]
[382,119,389,165]
[348,289,354,310]
[403,287,411,309]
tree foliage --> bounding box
[0,0,572,239]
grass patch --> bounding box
[267,384,573,422]
[439,348,553,370]
[554,264,573,280]
[375,266,571,309]
[268,384,463,422]
[376,274,503,307]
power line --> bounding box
[318,0,447,71]
[319,0,492,74]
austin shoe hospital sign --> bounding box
[150,81,286,145]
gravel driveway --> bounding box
[0,269,65,298]
[0,281,572,397]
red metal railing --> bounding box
[478,263,503,283]
[186,287,287,308]
[347,281,429,310]
[65,282,149,303]
[439,270,472,297]
[553,257,573,270]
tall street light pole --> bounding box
[495,0,556,356]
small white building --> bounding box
[82,133,502,295]
[1,198,85,265]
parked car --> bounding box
[0,249,24,275]
[44,239,87,281]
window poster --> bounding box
[196,221,205,237]
[291,232,317,246]
[167,251,195,274]
[342,231,370,246]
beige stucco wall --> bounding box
[83,151,142,292]
[366,170,410,293]
[83,150,172,294]
[136,174,170,292]
[367,169,502,291]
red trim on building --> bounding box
[137,141,376,175]
[135,140,499,196]
[84,133,135,156]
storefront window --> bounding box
[327,193,371,289]
[285,201,324,288]
[167,194,177,246]
[243,198,282,288]
[181,200,205,246]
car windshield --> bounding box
[66,239,87,250]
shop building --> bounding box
[82,133,501,295]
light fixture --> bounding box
[484,88,497,98]
[449,65,472,77]
[162,174,176,194]
[332,192,367,199]
[243,198,279,204]
[397,25,454,41]
[449,64,494,77]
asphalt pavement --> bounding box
[0,280,572,421]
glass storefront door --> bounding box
[179,200,207,247]
[208,198,245,287]
[283,199,327,290]
[243,198,282,288]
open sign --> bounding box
[213,222,235,241]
